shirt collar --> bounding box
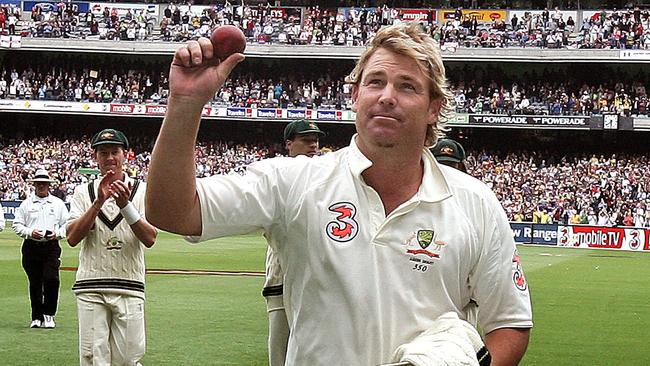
[347,134,452,203]
[32,193,52,203]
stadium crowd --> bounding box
[1,135,649,228]
[3,2,650,49]
[2,56,650,117]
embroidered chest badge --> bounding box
[106,237,124,251]
[325,202,359,243]
[405,229,446,259]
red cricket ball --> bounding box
[210,25,247,61]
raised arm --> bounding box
[145,37,244,235]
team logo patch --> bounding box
[512,249,527,291]
[405,229,445,259]
[105,236,124,251]
[417,230,434,249]
[326,202,359,243]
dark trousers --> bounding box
[21,240,61,321]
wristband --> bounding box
[120,202,141,225]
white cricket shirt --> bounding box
[188,137,533,365]
[13,193,69,240]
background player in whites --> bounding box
[66,129,157,366]
[263,119,326,366]
[147,22,532,365]
[12,169,69,329]
[431,137,480,328]
[0,201,4,231]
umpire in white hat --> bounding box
[12,168,69,328]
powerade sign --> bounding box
[511,223,558,245]
[469,115,590,128]
[23,1,90,13]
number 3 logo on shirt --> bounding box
[326,202,359,243]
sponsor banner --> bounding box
[317,110,337,120]
[400,8,432,22]
[633,117,650,130]
[145,105,167,115]
[225,107,253,118]
[469,114,590,127]
[620,50,650,60]
[557,225,650,252]
[110,104,135,114]
[449,113,469,124]
[249,7,299,19]
[511,223,558,245]
[1,200,19,221]
[256,108,283,119]
[312,110,343,121]
[24,1,90,13]
[287,109,307,119]
[0,35,21,49]
[89,2,158,16]
[0,99,347,122]
[440,9,506,23]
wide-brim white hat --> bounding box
[27,169,57,183]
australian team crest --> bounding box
[405,229,445,259]
[417,230,434,249]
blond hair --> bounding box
[345,22,453,147]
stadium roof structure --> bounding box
[13,38,644,63]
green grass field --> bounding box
[1,226,649,365]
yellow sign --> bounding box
[439,9,506,23]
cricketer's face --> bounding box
[94,144,127,176]
[286,133,320,157]
[352,48,441,150]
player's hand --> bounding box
[169,37,245,108]
[45,230,56,240]
[96,170,116,205]
[31,229,44,239]
[110,180,132,208]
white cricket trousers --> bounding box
[76,293,146,366]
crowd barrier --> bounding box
[3,200,649,252]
